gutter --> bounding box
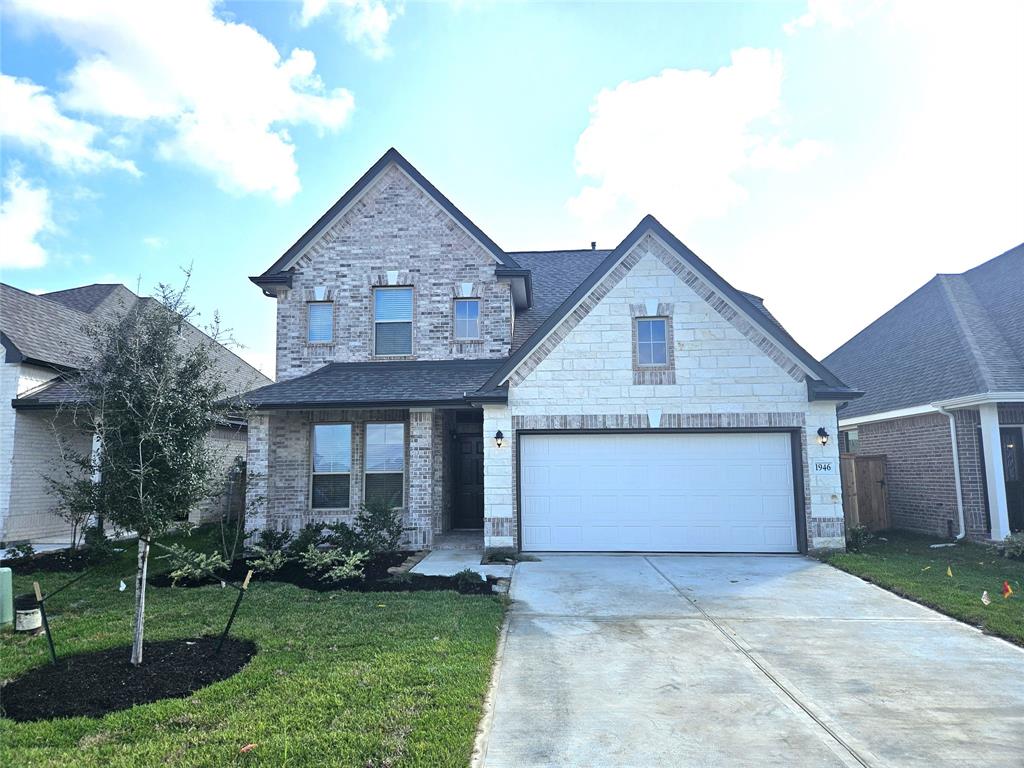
[934,404,967,541]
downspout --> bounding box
[935,405,967,540]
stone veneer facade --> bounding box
[484,234,845,552]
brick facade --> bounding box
[854,413,959,536]
[274,165,512,379]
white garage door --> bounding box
[520,432,798,553]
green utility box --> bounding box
[0,567,13,626]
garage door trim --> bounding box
[514,428,807,554]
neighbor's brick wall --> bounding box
[488,236,845,552]
[274,165,512,380]
[189,424,248,524]
[856,413,959,536]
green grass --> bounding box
[827,531,1024,646]
[1,529,504,767]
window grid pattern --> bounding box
[636,318,668,366]
[454,298,480,340]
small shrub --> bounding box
[288,523,326,558]
[354,497,405,553]
[298,545,368,582]
[324,521,362,553]
[249,545,288,574]
[452,567,484,593]
[84,525,116,564]
[845,525,873,553]
[162,544,228,586]
[1000,532,1024,560]
[254,527,293,552]
[5,542,36,560]
[324,550,369,582]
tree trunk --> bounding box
[131,537,150,666]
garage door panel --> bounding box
[520,433,798,553]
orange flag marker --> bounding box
[946,566,953,578]
[1003,581,1014,599]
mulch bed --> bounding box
[1,636,256,722]
[148,551,494,595]
[4,548,93,574]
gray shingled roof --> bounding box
[0,284,94,369]
[3,282,271,406]
[240,359,505,409]
[824,243,1024,419]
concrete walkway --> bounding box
[476,555,1024,768]
[410,549,513,579]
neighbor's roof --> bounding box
[0,283,94,370]
[239,359,506,410]
[2,282,272,405]
[823,243,1024,419]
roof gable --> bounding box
[253,148,522,285]
[482,215,853,396]
[0,283,93,369]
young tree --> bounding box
[52,280,233,665]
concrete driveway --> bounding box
[475,555,1024,768]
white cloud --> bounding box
[7,0,356,201]
[0,172,54,269]
[730,0,1024,358]
[299,0,402,60]
[142,236,166,249]
[0,74,139,175]
[567,49,826,240]
[783,0,873,35]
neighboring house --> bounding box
[824,244,1024,541]
[0,283,271,550]
[240,148,860,554]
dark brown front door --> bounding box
[454,433,484,529]
[1002,427,1024,531]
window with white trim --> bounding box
[307,302,334,343]
[374,287,413,355]
[311,424,351,508]
[636,317,668,366]
[454,298,480,340]
[365,423,405,506]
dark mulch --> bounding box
[1,637,256,722]
[4,548,93,574]
[149,551,493,594]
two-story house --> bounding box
[240,149,861,554]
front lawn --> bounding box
[0,532,504,767]
[827,531,1024,646]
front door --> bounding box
[454,433,484,529]
[1002,427,1024,531]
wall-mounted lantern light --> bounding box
[816,427,830,446]
[494,430,504,448]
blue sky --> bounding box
[2,0,1021,377]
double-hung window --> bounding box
[454,298,480,340]
[311,424,351,508]
[374,287,413,355]
[365,423,405,506]
[636,317,668,365]
[307,302,333,343]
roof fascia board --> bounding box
[931,391,1024,409]
[262,149,521,277]
[247,397,489,412]
[838,404,938,427]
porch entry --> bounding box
[452,411,484,529]
[1002,427,1024,531]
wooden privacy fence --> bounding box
[840,454,890,531]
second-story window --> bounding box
[374,287,413,355]
[454,298,480,340]
[636,317,668,365]
[307,302,334,343]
